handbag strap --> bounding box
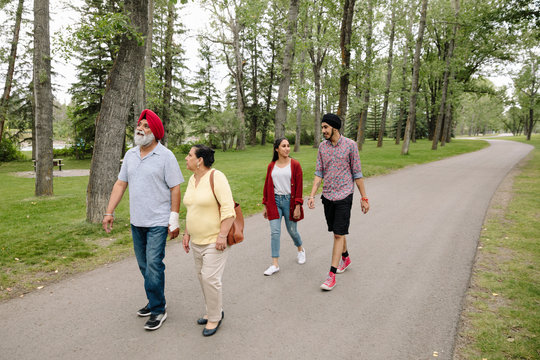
[209,169,221,210]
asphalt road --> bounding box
[0,139,533,360]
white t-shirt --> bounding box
[271,163,291,195]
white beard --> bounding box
[134,131,155,147]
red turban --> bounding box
[138,109,164,140]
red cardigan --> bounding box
[262,158,304,222]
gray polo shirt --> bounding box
[118,142,184,227]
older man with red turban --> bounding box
[103,109,184,331]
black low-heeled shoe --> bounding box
[197,311,224,325]
[202,318,222,337]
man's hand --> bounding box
[168,227,180,239]
[168,211,179,239]
[308,197,315,209]
[102,215,114,233]
[361,198,370,214]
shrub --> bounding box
[173,142,196,155]
[0,136,24,162]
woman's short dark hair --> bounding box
[193,144,215,167]
[272,137,288,162]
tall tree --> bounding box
[356,0,375,149]
[337,0,356,130]
[33,0,54,196]
[86,0,148,222]
[65,0,124,158]
[260,2,281,145]
[206,0,265,149]
[307,0,330,147]
[514,51,540,141]
[432,0,459,150]
[0,0,24,143]
[161,0,174,146]
[246,26,261,145]
[191,40,220,131]
[401,0,428,155]
[133,0,154,127]
[274,0,300,139]
[377,2,396,147]
[396,0,415,145]
[295,48,307,152]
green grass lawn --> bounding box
[0,138,488,300]
[455,135,540,359]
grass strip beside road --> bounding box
[0,139,487,300]
[454,135,540,359]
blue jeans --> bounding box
[269,194,302,258]
[131,225,168,314]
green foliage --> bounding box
[0,136,24,162]
[63,0,124,154]
[147,0,189,146]
[455,89,505,136]
[172,142,196,155]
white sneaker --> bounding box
[297,248,306,264]
[264,265,280,276]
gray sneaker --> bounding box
[144,312,167,330]
[137,304,151,317]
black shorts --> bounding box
[321,194,353,235]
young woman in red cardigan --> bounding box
[262,138,306,276]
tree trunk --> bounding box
[377,5,395,148]
[250,34,259,146]
[312,64,322,147]
[432,0,459,150]
[396,0,414,145]
[31,91,36,161]
[308,9,327,148]
[261,27,277,146]
[274,0,300,140]
[161,0,174,146]
[526,60,537,141]
[441,99,453,145]
[86,0,148,223]
[232,18,246,150]
[295,49,306,153]
[337,0,356,131]
[357,0,374,149]
[401,0,428,155]
[133,0,153,128]
[0,0,24,143]
[34,0,54,196]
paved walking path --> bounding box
[0,140,533,360]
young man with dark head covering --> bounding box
[307,113,370,291]
[103,109,184,330]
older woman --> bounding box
[182,144,235,337]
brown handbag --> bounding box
[209,170,244,246]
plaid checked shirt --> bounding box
[315,135,363,201]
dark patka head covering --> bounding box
[138,109,164,140]
[322,113,341,130]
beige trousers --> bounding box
[192,243,229,322]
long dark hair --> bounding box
[272,138,288,162]
[193,144,215,167]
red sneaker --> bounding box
[336,256,351,274]
[320,272,336,291]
